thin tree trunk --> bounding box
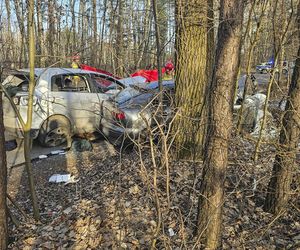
[137,0,151,68]
[264,1,300,215]
[5,0,13,63]
[26,0,40,221]
[56,5,62,62]
[116,0,125,76]
[152,0,162,88]
[0,71,8,250]
[237,0,268,133]
[92,0,98,65]
[79,0,87,57]
[13,0,27,67]
[47,0,56,65]
[196,0,244,248]
[36,0,44,67]
[71,0,77,53]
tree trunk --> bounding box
[70,0,77,53]
[47,0,56,65]
[92,0,98,66]
[0,72,8,250]
[36,0,45,67]
[4,0,13,63]
[237,0,268,134]
[196,0,244,248]
[136,0,151,68]
[26,0,40,220]
[264,1,300,215]
[173,0,211,160]
[99,0,108,66]
[13,0,27,67]
[79,0,87,58]
[116,0,125,76]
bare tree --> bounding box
[36,0,45,67]
[0,72,8,250]
[196,0,245,248]
[264,1,300,215]
[92,0,98,65]
[25,0,40,220]
[115,0,125,76]
[13,0,27,67]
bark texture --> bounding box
[196,0,244,248]
[0,89,8,249]
[264,1,300,214]
[174,0,211,159]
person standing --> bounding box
[162,61,175,80]
[71,54,81,69]
[71,54,81,86]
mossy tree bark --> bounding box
[174,0,213,160]
[196,0,244,248]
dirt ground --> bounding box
[6,136,300,249]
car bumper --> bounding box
[100,121,147,141]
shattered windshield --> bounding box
[113,87,142,104]
[2,73,33,96]
[113,80,175,104]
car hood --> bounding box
[118,76,147,86]
[113,80,174,104]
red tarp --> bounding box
[80,64,121,79]
[81,64,169,83]
[131,68,166,82]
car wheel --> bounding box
[38,116,72,147]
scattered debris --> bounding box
[71,139,93,152]
[7,138,300,249]
[50,150,65,155]
[49,174,71,183]
[234,93,278,138]
[168,228,175,237]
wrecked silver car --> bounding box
[100,80,175,144]
[2,68,127,147]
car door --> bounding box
[50,73,108,134]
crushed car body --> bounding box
[2,68,142,147]
[100,80,175,144]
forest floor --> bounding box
[6,134,300,249]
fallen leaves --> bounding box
[7,138,300,249]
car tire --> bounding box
[38,116,72,147]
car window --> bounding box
[91,74,124,93]
[51,74,90,92]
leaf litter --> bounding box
[7,137,300,249]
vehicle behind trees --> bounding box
[2,68,125,147]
